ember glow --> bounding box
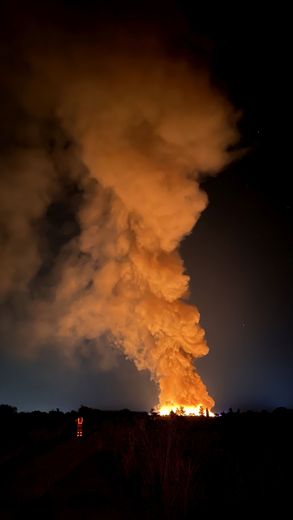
[157,404,215,417]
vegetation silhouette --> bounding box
[0,404,292,517]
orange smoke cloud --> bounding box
[0,12,239,409]
[49,52,238,410]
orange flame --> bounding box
[157,404,215,417]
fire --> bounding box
[157,404,215,417]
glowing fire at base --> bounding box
[157,404,215,417]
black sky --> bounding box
[0,1,292,412]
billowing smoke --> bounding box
[0,5,239,410]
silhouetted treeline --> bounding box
[0,404,292,518]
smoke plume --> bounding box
[0,5,239,409]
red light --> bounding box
[76,416,83,438]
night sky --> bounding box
[0,1,292,412]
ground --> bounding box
[0,406,292,518]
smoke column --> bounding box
[0,8,239,410]
[53,51,238,411]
